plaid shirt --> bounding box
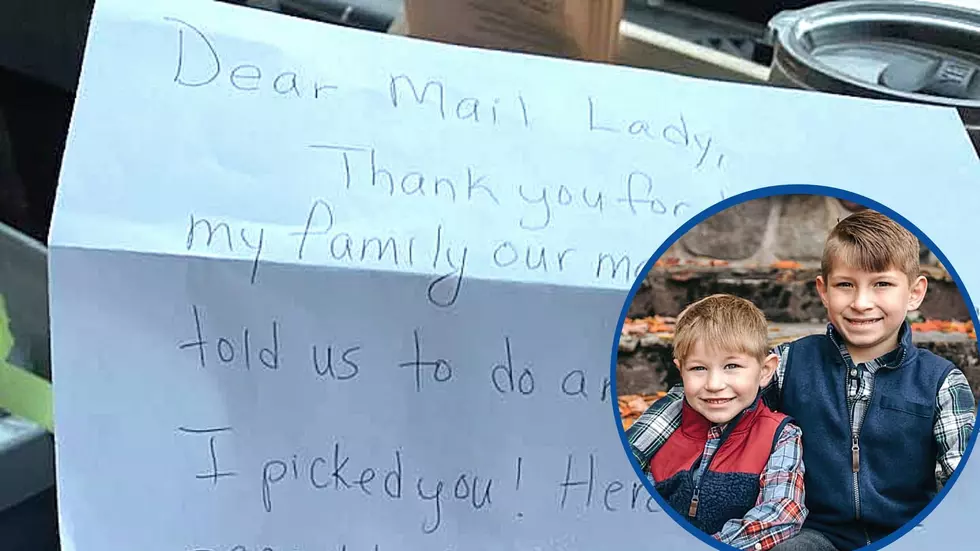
[639,399,807,551]
[627,323,977,546]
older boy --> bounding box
[627,209,977,551]
[644,294,808,551]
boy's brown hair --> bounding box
[821,208,921,283]
[672,294,770,365]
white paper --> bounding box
[48,1,980,550]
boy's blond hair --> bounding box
[822,209,921,283]
[672,294,770,365]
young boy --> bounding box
[643,293,808,551]
[627,209,977,551]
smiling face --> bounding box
[670,294,776,425]
[816,209,927,364]
[816,264,927,364]
[676,341,778,424]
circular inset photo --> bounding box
[613,188,979,551]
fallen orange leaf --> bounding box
[911,319,975,334]
[912,320,941,332]
[627,397,649,414]
[621,321,649,336]
[771,260,802,269]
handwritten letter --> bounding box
[47,1,980,550]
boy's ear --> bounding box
[815,275,830,308]
[908,275,928,310]
[759,353,779,386]
[673,358,682,372]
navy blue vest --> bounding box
[778,323,953,551]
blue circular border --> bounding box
[609,184,980,551]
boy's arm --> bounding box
[713,422,808,551]
[624,385,684,473]
[934,368,976,489]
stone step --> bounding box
[616,321,980,400]
[626,263,969,324]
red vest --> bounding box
[649,397,791,536]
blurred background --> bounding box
[616,195,978,430]
[1,1,978,549]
